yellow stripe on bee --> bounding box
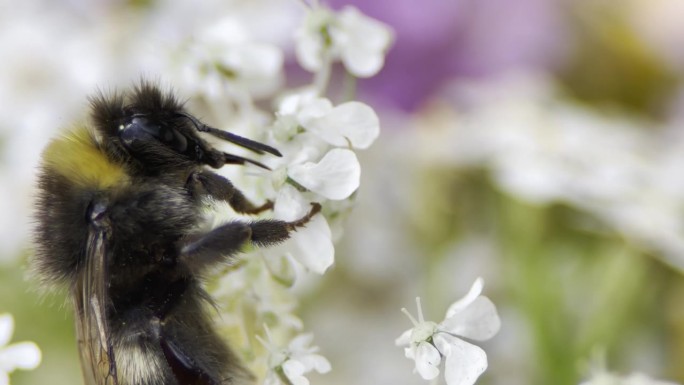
[42,126,127,189]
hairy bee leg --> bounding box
[180,204,321,270]
[179,222,252,273]
[188,171,274,215]
[249,203,322,247]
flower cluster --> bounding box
[0,314,41,385]
[168,2,392,384]
[296,3,393,78]
[257,327,331,385]
[396,278,501,385]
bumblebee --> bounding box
[33,82,319,385]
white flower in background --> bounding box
[295,5,393,77]
[0,314,41,385]
[258,328,331,385]
[580,370,681,385]
[181,16,284,98]
[424,74,684,271]
[396,278,501,385]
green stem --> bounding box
[313,51,333,96]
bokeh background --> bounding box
[2,0,684,384]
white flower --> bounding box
[182,16,284,98]
[295,5,393,77]
[396,278,501,385]
[0,314,41,385]
[332,6,394,77]
[276,91,380,150]
[259,329,331,385]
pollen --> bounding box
[42,126,127,189]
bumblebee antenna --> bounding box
[177,112,282,157]
[223,153,271,170]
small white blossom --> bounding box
[259,328,331,385]
[295,5,393,77]
[0,314,41,385]
[275,91,380,150]
[181,16,284,98]
[396,278,501,385]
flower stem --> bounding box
[313,52,333,96]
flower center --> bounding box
[410,321,438,344]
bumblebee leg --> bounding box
[179,222,252,273]
[179,203,320,271]
[188,171,273,215]
[249,203,322,247]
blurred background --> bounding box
[2,0,684,384]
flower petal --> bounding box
[0,342,41,371]
[217,43,284,96]
[395,329,412,346]
[415,341,441,380]
[263,215,334,275]
[0,314,12,347]
[442,336,488,385]
[288,216,334,274]
[294,8,333,73]
[303,101,380,150]
[334,6,393,77]
[445,278,484,319]
[299,354,331,374]
[440,296,501,341]
[288,149,360,200]
[274,184,310,222]
[297,98,334,128]
[0,371,8,385]
[262,252,297,287]
[288,334,315,352]
[283,359,309,385]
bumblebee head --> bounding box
[89,82,199,172]
[89,81,281,174]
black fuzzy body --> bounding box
[33,83,315,385]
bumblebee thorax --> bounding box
[42,126,129,190]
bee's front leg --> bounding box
[178,203,320,273]
[249,203,322,247]
[186,170,273,215]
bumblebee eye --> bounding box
[120,117,188,153]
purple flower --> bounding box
[327,0,569,112]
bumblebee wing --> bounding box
[73,228,118,385]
